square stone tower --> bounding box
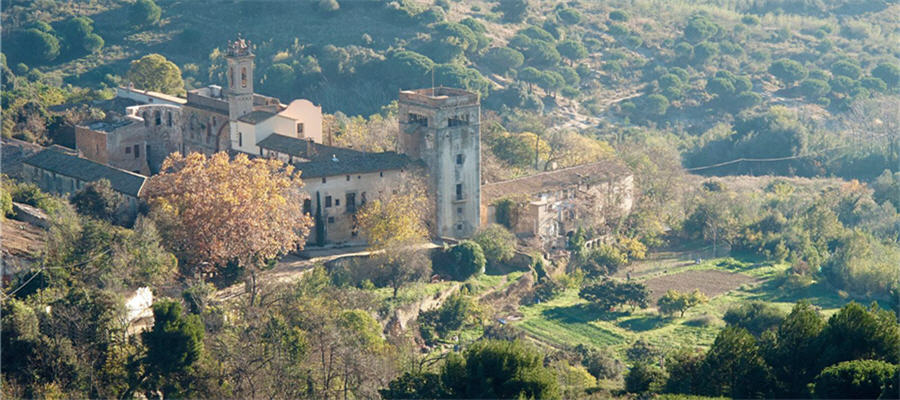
[398,87,481,239]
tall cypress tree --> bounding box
[315,191,325,246]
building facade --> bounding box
[398,87,481,239]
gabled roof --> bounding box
[481,159,631,204]
[257,134,361,162]
[238,110,276,124]
[23,149,147,197]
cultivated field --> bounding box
[642,269,761,302]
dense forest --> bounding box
[2,0,899,398]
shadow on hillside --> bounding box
[618,315,667,332]
[541,304,629,324]
[744,278,848,310]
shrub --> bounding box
[769,58,807,86]
[530,278,564,303]
[830,60,862,80]
[625,363,667,394]
[439,240,486,280]
[812,360,897,399]
[129,0,161,27]
[473,224,516,267]
[723,301,786,337]
[609,10,630,22]
[798,79,830,99]
[577,345,623,380]
[872,63,900,88]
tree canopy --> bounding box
[127,54,185,95]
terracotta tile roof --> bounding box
[481,159,631,204]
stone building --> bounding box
[481,160,634,250]
[398,87,481,239]
[21,148,148,217]
[67,37,634,250]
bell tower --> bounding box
[225,37,254,121]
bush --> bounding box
[71,179,122,223]
[625,363,666,394]
[769,58,807,86]
[530,278,564,303]
[723,301,786,337]
[831,60,862,80]
[609,10,630,22]
[418,293,478,343]
[437,240,486,280]
[8,182,61,213]
[812,360,897,399]
[473,224,516,268]
[798,79,830,99]
[129,0,161,27]
[577,345,623,380]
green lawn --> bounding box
[512,254,866,356]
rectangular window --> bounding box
[238,132,243,147]
[346,175,350,181]
[456,154,464,165]
[297,123,304,135]
[456,183,463,200]
[379,171,383,177]
[335,199,340,206]
[322,177,327,183]
[448,114,469,127]
[303,199,312,215]
[346,193,356,213]
[457,207,463,214]
[327,216,334,224]
[134,144,140,158]
[125,146,131,154]
[408,113,427,127]
[325,196,332,208]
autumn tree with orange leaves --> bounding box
[143,152,312,302]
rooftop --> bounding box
[257,134,360,162]
[293,151,415,179]
[482,159,631,204]
[23,149,148,197]
[238,110,276,125]
[399,86,479,108]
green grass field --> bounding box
[512,253,868,357]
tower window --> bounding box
[143,112,149,127]
[325,196,332,208]
[448,114,469,127]
[346,175,350,181]
[241,67,247,88]
[322,177,326,183]
[154,111,161,126]
[457,207,463,214]
[408,113,427,127]
[167,112,173,126]
[456,154,464,165]
[328,216,334,224]
[297,123,304,135]
[456,184,463,200]
[134,144,140,158]
[229,67,234,88]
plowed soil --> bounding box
[643,270,761,302]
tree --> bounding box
[443,340,561,399]
[579,279,649,311]
[812,360,897,399]
[557,8,582,25]
[497,0,529,22]
[723,301,786,337]
[818,302,900,367]
[130,0,161,27]
[683,14,719,43]
[765,301,826,397]
[356,182,431,297]
[699,327,773,398]
[557,40,587,65]
[473,224,516,268]
[143,152,312,303]
[481,47,524,74]
[19,28,60,64]
[625,362,667,394]
[58,17,103,55]
[872,62,900,89]
[441,240,486,280]
[526,40,561,68]
[798,78,830,99]
[609,10,630,21]
[657,289,708,317]
[644,94,670,116]
[127,54,184,95]
[769,59,807,87]
[578,244,627,277]
[831,60,862,80]
[141,300,204,398]
[71,179,122,223]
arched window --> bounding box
[143,112,149,127]
[241,67,247,87]
[167,112,173,127]
[154,110,161,126]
